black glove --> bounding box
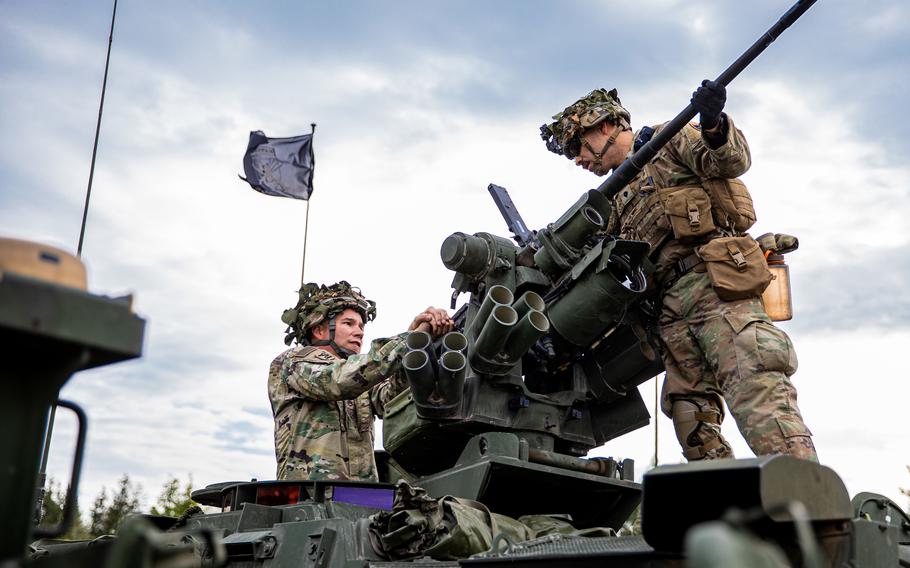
[691,79,726,130]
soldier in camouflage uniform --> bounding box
[540,82,817,462]
[268,281,453,480]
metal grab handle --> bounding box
[32,399,88,538]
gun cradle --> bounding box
[384,189,664,488]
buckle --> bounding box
[687,200,700,228]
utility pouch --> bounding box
[702,177,756,232]
[696,236,772,301]
[659,185,716,242]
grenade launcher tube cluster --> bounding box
[402,330,468,418]
[469,286,550,374]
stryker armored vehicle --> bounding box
[4,0,910,566]
[5,234,909,567]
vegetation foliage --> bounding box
[40,474,195,540]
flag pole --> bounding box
[300,201,311,284]
[77,0,118,258]
[300,123,316,284]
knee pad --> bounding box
[671,399,728,460]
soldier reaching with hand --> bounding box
[540,81,817,462]
[268,280,453,480]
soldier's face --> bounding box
[313,308,365,354]
[574,122,629,176]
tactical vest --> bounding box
[612,128,756,254]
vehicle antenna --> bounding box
[77,0,118,257]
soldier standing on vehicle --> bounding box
[268,280,453,480]
[540,82,817,461]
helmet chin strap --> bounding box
[584,123,624,163]
[310,316,356,359]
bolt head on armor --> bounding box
[281,280,376,346]
[540,88,632,159]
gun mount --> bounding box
[372,181,659,529]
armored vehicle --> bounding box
[4,220,909,567]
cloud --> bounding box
[791,242,910,332]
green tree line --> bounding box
[39,474,196,540]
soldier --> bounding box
[540,82,817,461]
[269,280,453,480]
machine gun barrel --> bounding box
[597,0,818,199]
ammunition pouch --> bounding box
[702,177,756,233]
[614,177,755,254]
[659,185,716,242]
[696,236,773,301]
[671,400,726,461]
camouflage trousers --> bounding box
[658,270,817,462]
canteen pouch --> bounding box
[696,236,772,301]
[702,177,756,232]
[659,185,716,242]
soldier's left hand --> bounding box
[691,79,726,130]
[409,307,454,338]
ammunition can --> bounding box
[547,262,643,346]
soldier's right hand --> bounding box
[408,307,454,339]
[691,79,726,130]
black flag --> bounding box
[240,130,315,200]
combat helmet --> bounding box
[539,88,632,159]
[281,280,377,357]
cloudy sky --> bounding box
[4,0,909,515]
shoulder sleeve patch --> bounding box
[296,347,340,364]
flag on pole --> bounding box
[240,130,315,200]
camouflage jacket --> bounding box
[608,115,751,283]
[268,335,409,481]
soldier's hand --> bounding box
[408,307,455,338]
[691,79,725,130]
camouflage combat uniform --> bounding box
[268,335,409,481]
[614,118,817,461]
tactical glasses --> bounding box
[563,136,583,160]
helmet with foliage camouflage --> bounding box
[539,88,632,159]
[281,281,377,347]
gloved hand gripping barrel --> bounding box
[402,330,468,418]
[468,286,550,375]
